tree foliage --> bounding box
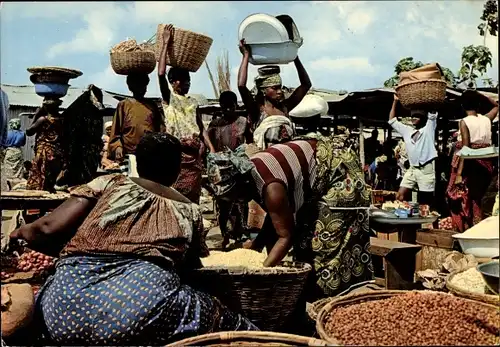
[478,0,498,38]
[383,57,456,88]
[459,45,493,81]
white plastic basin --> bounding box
[248,41,300,66]
[239,13,290,44]
[454,238,499,258]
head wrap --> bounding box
[253,115,295,150]
[104,121,113,130]
[8,118,21,130]
[206,145,255,197]
[42,98,62,107]
[255,74,282,90]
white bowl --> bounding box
[239,13,290,44]
[248,41,300,66]
[453,237,499,258]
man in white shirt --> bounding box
[388,94,438,205]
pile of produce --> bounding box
[110,39,155,53]
[438,217,455,230]
[381,201,436,218]
[324,291,499,346]
[201,249,267,268]
[449,267,489,294]
[15,251,55,274]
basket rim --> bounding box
[110,50,156,56]
[395,79,447,90]
[156,24,214,43]
[307,297,334,321]
[446,266,499,304]
[196,260,312,275]
[27,66,82,78]
[315,289,499,344]
[165,331,328,346]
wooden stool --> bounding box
[369,237,422,290]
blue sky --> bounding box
[1,1,498,99]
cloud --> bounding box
[310,57,376,75]
[46,3,129,58]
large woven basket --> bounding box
[446,267,499,306]
[187,261,312,331]
[316,290,499,345]
[110,51,156,75]
[166,331,328,346]
[395,79,447,110]
[155,24,213,73]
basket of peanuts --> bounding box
[110,39,157,75]
[316,290,500,346]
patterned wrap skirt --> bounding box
[36,255,258,345]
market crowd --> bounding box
[0,23,499,346]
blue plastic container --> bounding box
[34,82,70,97]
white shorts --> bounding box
[400,161,435,193]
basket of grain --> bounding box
[316,290,500,346]
[155,24,213,73]
[110,39,156,75]
[446,266,499,306]
[166,331,328,346]
[188,249,312,331]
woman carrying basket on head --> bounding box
[237,39,311,149]
[158,24,215,204]
[10,132,258,346]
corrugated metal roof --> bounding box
[1,84,119,109]
[103,90,210,107]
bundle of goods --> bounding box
[1,284,35,339]
[27,66,82,98]
[438,216,455,230]
[189,249,311,331]
[381,201,435,218]
[447,266,499,305]
[155,24,213,73]
[395,63,447,110]
[110,39,156,75]
[316,290,500,346]
[452,216,499,258]
[416,251,477,291]
[166,331,327,347]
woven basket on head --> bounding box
[30,74,70,84]
[110,51,156,75]
[155,24,213,73]
[27,67,82,79]
[166,331,328,347]
[315,290,499,345]
[187,261,311,331]
[395,79,447,110]
[446,267,499,306]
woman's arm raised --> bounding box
[237,39,260,125]
[284,56,312,111]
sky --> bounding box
[0,1,498,100]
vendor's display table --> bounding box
[1,191,69,212]
[371,216,438,244]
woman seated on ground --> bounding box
[237,39,311,149]
[10,132,258,345]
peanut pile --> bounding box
[325,292,500,346]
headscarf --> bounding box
[104,121,113,130]
[255,73,282,90]
[253,115,295,150]
[8,118,21,131]
[206,144,255,197]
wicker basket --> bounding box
[446,267,499,306]
[187,261,311,331]
[27,66,82,79]
[316,290,499,345]
[110,51,156,75]
[155,24,213,73]
[29,73,70,85]
[307,297,334,323]
[166,331,328,346]
[395,79,447,110]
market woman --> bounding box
[208,131,373,298]
[158,25,215,203]
[237,39,311,149]
[26,99,65,191]
[447,90,499,232]
[2,118,26,182]
[10,133,258,345]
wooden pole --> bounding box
[359,118,365,169]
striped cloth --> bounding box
[250,140,317,214]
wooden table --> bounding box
[371,216,438,244]
[459,153,498,159]
[1,191,69,212]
